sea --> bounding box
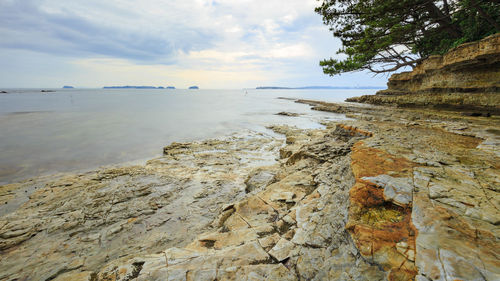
[0,88,377,185]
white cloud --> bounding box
[265,43,313,59]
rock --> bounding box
[461,111,491,117]
[91,121,386,280]
[218,264,297,280]
[258,233,281,250]
[346,33,500,114]
[52,271,93,281]
[0,132,283,280]
[1,95,499,281]
[276,111,300,117]
[362,175,413,207]
[213,205,235,228]
[244,166,277,193]
[268,238,295,261]
[412,168,500,281]
[97,101,500,280]
[188,228,258,250]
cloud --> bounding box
[0,0,217,62]
[0,0,387,88]
[0,0,320,62]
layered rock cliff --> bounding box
[347,33,500,113]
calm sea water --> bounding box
[0,88,376,184]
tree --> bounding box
[315,0,500,75]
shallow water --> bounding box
[0,88,376,184]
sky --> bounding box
[0,0,388,89]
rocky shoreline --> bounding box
[1,99,498,280]
[0,131,283,280]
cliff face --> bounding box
[1,101,498,280]
[347,33,500,113]
[386,33,500,93]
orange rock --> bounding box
[347,141,417,280]
[338,124,374,137]
[351,142,414,178]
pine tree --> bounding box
[316,0,500,75]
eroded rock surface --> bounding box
[347,33,500,113]
[92,122,388,281]
[1,100,499,281]
[306,101,499,280]
[0,132,282,280]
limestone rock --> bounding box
[346,33,500,113]
[244,166,278,193]
[2,97,499,281]
[0,132,283,280]
[362,175,413,207]
[268,238,295,261]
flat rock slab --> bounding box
[362,174,413,206]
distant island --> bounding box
[102,86,182,89]
[62,86,74,89]
[103,86,163,89]
[189,86,199,89]
[256,86,384,90]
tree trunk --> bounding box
[470,0,500,31]
[422,1,462,37]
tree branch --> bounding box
[422,0,462,37]
[469,0,500,30]
[443,0,450,16]
[367,58,422,73]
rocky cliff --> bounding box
[347,33,500,114]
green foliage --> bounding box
[316,0,500,75]
[451,0,500,48]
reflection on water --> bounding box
[0,88,376,184]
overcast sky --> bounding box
[0,0,387,88]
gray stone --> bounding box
[362,175,413,206]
